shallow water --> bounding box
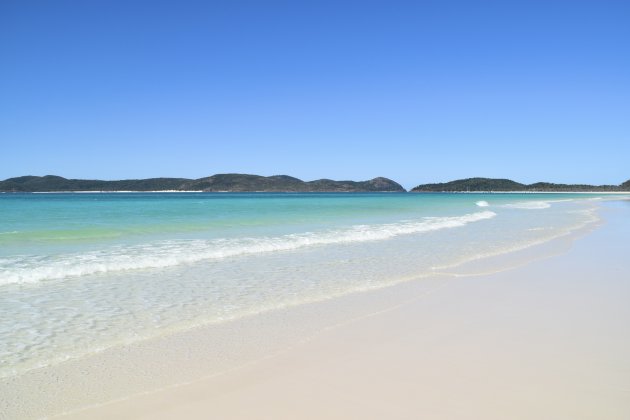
[0,192,617,378]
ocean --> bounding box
[0,192,608,379]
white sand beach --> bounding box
[5,0,629,417]
[10,200,618,419]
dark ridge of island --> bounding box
[0,174,406,193]
[411,177,626,192]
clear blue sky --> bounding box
[1,0,628,188]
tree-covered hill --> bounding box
[0,174,405,192]
[411,177,624,192]
[411,178,526,192]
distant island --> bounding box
[1,175,629,193]
[0,174,405,193]
[411,177,630,192]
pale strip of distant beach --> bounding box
[424,191,630,194]
[24,190,630,195]
[29,190,205,193]
[16,190,630,194]
[3,200,629,420]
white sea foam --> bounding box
[502,201,552,209]
[0,211,496,285]
[475,200,489,207]
[501,198,577,210]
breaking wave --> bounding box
[501,201,552,209]
[500,198,577,210]
[1,211,496,285]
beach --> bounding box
[5,0,629,417]
[5,0,629,416]
[1,195,629,419]
[59,200,630,419]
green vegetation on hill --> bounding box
[0,175,190,192]
[527,182,619,192]
[2,175,627,193]
[411,177,624,192]
[412,178,526,192]
[0,174,405,193]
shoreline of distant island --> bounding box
[410,177,630,193]
[1,174,628,193]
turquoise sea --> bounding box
[0,192,611,378]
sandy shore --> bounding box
[47,200,630,419]
[3,201,629,419]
